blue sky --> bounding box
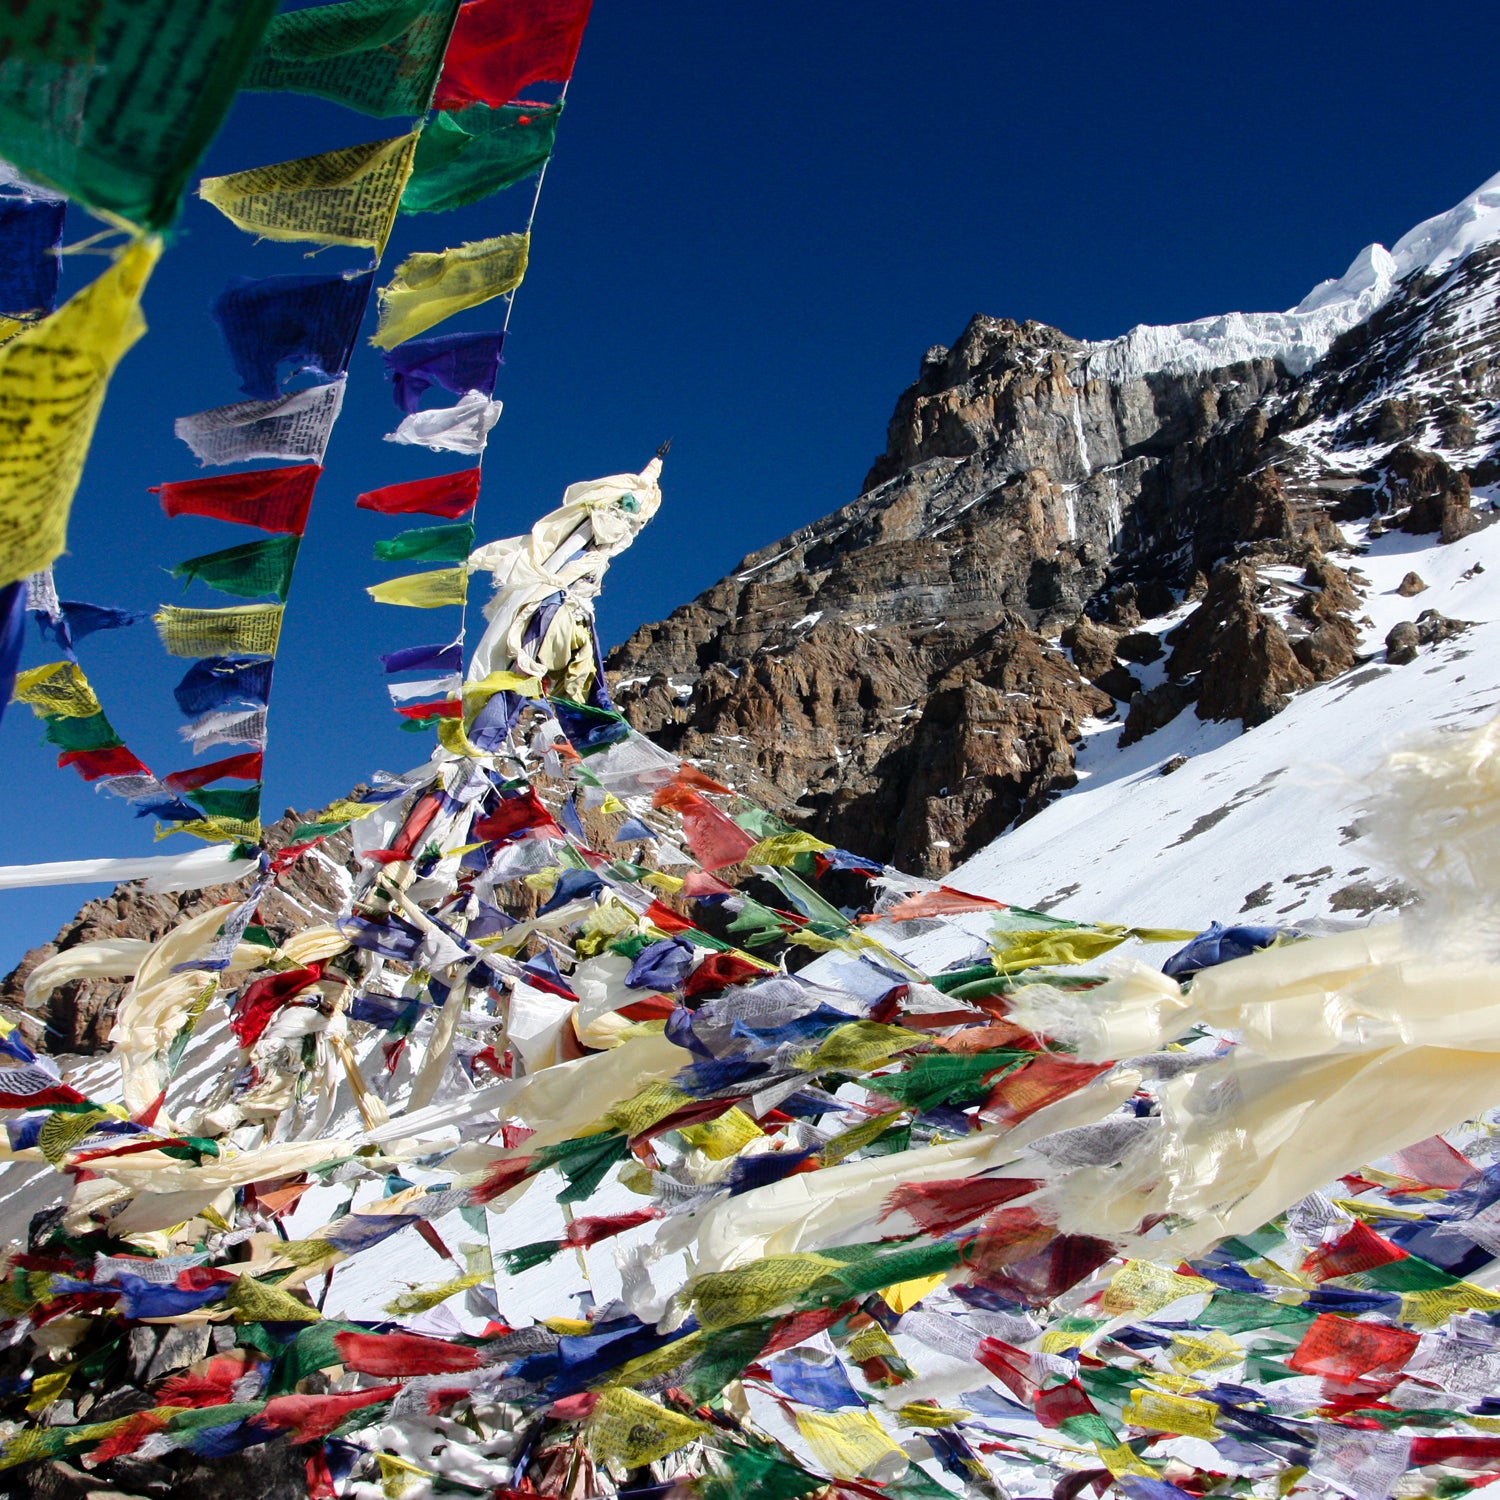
[2,0,1498,968]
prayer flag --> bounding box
[13,661,101,718]
[381,331,504,412]
[163,753,265,794]
[174,657,275,716]
[367,568,467,608]
[245,0,461,119]
[175,381,346,468]
[152,465,321,535]
[180,706,268,751]
[402,102,558,214]
[372,233,528,348]
[357,468,480,518]
[200,133,419,253]
[58,745,151,781]
[155,604,284,659]
[211,269,373,401]
[385,389,501,452]
[374,522,474,563]
[0,239,158,587]
[380,641,462,673]
[170,534,300,601]
[0,0,278,228]
[0,198,64,318]
[433,0,592,111]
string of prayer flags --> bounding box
[374,522,474,563]
[199,133,420,254]
[169,535,301,602]
[402,102,560,214]
[0,238,159,587]
[371,232,528,348]
[211,270,374,401]
[152,466,321,535]
[0,197,64,319]
[244,0,461,119]
[357,468,479,517]
[381,331,504,412]
[0,0,277,228]
[155,604,285,659]
[367,568,467,608]
[385,389,502,452]
[175,380,346,466]
[432,0,593,111]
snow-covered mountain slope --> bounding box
[1086,170,1500,380]
[863,511,1500,980]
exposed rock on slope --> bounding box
[611,217,1500,875]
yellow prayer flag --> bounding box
[744,830,836,865]
[156,816,262,845]
[678,1106,764,1160]
[367,566,468,608]
[1100,1260,1214,1317]
[586,1387,708,1471]
[12,661,101,719]
[793,1407,905,1481]
[880,1271,947,1313]
[372,232,529,349]
[155,603,284,657]
[200,132,420,253]
[0,238,158,587]
[1121,1388,1223,1440]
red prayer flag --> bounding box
[433,0,592,110]
[357,468,481,519]
[658,788,756,871]
[163,751,264,793]
[880,1175,1044,1236]
[1287,1312,1420,1380]
[878,887,1005,922]
[333,1329,482,1377]
[683,950,765,997]
[57,745,150,781]
[472,787,561,842]
[1302,1220,1408,1283]
[981,1056,1112,1125]
[1388,1135,1478,1190]
[230,962,324,1049]
[394,698,462,719]
[262,1386,402,1443]
[153,465,321,535]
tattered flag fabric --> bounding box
[356,468,479,518]
[371,232,528,348]
[180,707,268,752]
[200,132,419,253]
[0,197,64,318]
[211,269,374,401]
[385,389,501,452]
[380,641,462,674]
[0,0,278,228]
[175,380,346,466]
[402,101,559,214]
[12,661,100,718]
[0,239,158,588]
[174,657,275,716]
[244,0,461,119]
[367,568,467,608]
[374,522,474,563]
[155,605,285,659]
[380,330,504,412]
[433,0,592,111]
[170,534,300,601]
[151,465,321,535]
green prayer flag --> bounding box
[41,712,122,752]
[245,0,460,118]
[189,785,263,823]
[401,101,560,215]
[171,533,300,601]
[0,0,278,229]
[373,520,474,564]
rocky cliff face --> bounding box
[609,242,1500,875]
